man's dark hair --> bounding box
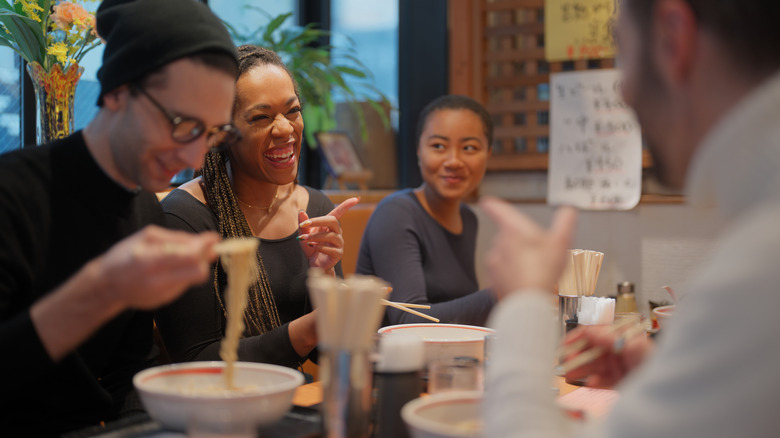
[624,0,780,75]
[415,95,494,148]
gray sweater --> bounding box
[485,70,780,438]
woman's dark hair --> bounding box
[234,44,299,109]
[415,95,494,148]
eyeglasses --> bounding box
[131,84,240,152]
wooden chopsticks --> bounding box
[380,299,440,322]
[336,282,440,323]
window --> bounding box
[0,48,21,154]
[74,46,103,133]
[331,0,399,121]
[209,0,297,37]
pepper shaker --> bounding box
[372,334,424,438]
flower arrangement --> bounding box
[0,0,101,72]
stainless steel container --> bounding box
[558,295,579,336]
[320,348,373,438]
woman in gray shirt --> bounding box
[357,95,496,326]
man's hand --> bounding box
[31,225,219,361]
[479,196,578,300]
[562,324,653,388]
[99,225,220,309]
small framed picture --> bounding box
[314,131,373,190]
[314,131,366,176]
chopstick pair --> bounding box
[555,319,645,375]
[216,243,442,324]
[381,299,440,322]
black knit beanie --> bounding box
[96,0,238,104]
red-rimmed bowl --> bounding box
[402,391,483,438]
[133,361,304,432]
[378,324,495,365]
[652,305,676,329]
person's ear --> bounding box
[652,0,698,87]
[102,84,131,111]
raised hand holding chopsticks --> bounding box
[558,320,653,388]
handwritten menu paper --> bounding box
[548,69,642,210]
[545,0,617,62]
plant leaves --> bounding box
[231,8,395,143]
[262,12,292,42]
[334,65,367,79]
[0,12,43,63]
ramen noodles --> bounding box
[215,238,259,389]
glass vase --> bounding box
[25,62,84,145]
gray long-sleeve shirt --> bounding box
[356,189,495,326]
[485,70,780,438]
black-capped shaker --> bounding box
[372,333,424,438]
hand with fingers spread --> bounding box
[298,197,360,273]
[479,196,578,300]
[561,324,653,388]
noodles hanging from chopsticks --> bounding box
[215,238,259,389]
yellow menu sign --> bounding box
[545,0,617,62]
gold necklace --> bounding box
[236,191,278,210]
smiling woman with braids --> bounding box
[154,45,358,368]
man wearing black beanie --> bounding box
[0,0,240,435]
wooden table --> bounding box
[292,376,581,407]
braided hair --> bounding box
[200,45,300,337]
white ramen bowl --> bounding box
[378,324,495,365]
[402,391,483,438]
[133,361,304,432]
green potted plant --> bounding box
[223,7,392,147]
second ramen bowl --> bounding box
[378,323,495,365]
[133,361,304,432]
[402,391,483,438]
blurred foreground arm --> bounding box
[31,225,219,361]
[480,197,578,438]
[479,196,577,299]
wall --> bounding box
[473,174,724,317]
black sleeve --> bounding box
[155,190,305,368]
[0,153,57,390]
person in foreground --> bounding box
[0,0,239,435]
[481,0,780,436]
[356,95,495,326]
[156,45,358,369]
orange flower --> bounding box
[51,2,94,32]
